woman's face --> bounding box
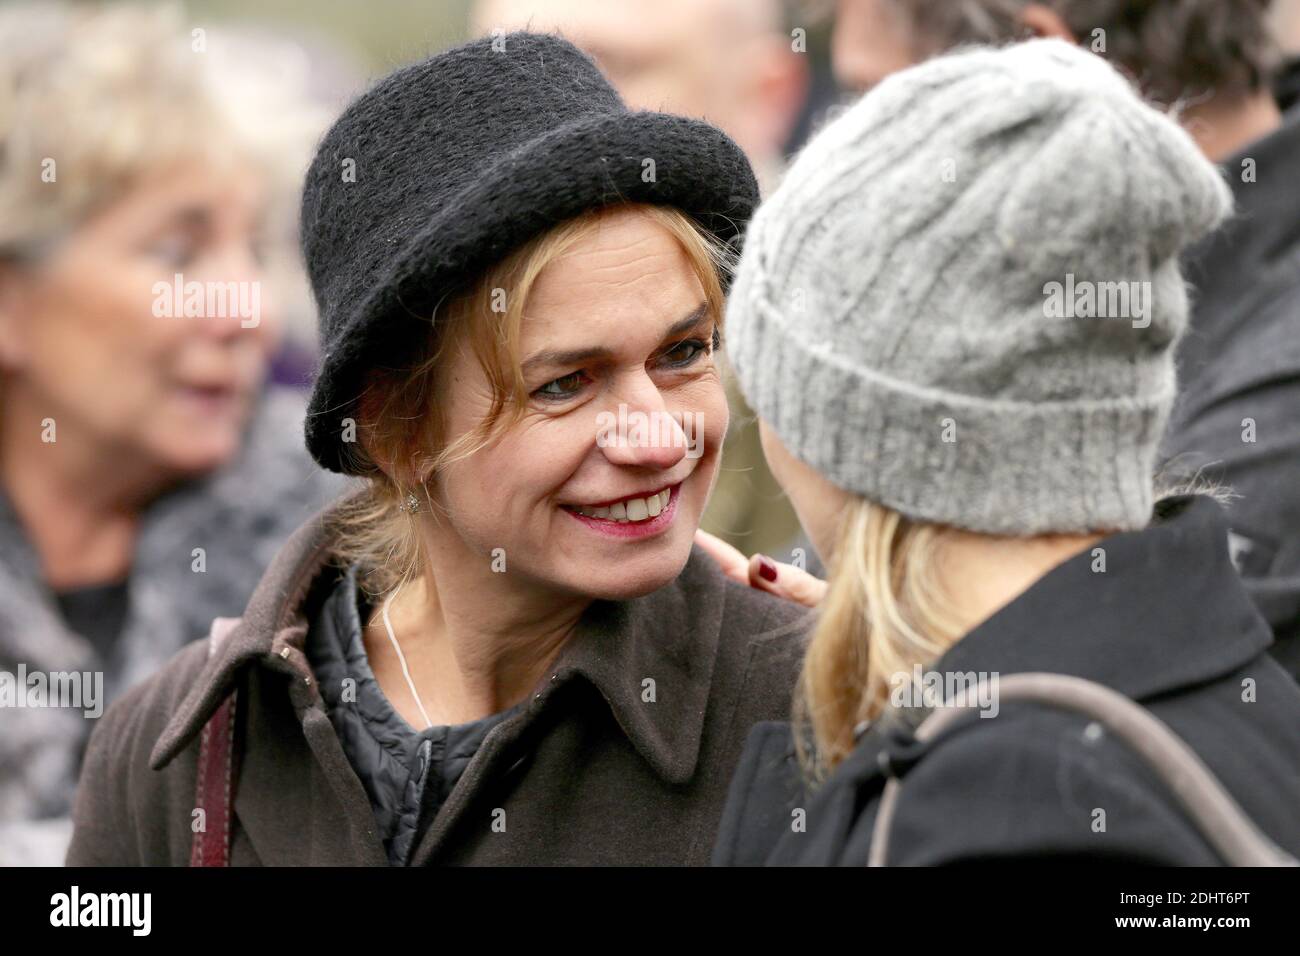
[432,208,729,600]
[0,161,274,478]
[759,418,852,565]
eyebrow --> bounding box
[520,303,710,376]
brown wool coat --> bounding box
[65,503,811,865]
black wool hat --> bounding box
[300,31,760,474]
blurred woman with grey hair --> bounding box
[0,2,341,864]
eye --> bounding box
[533,370,589,401]
[660,338,710,368]
[144,232,200,270]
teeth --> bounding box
[571,488,672,523]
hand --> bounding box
[693,528,828,608]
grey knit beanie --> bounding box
[726,39,1233,535]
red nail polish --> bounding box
[757,556,778,582]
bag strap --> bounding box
[868,672,1299,867]
[190,618,242,867]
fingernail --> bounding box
[757,556,778,583]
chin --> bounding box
[153,432,242,478]
[564,539,694,602]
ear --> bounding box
[1018,3,1079,43]
[354,374,434,489]
[351,380,396,478]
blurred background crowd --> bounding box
[1,0,1298,865]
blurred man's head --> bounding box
[832,0,1280,105]
[471,0,807,186]
[828,1,1282,159]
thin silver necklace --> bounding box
[381,581,434,730]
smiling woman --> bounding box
[333,202,731,604]
[66,31,812,868]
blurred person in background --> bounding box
[801,0,1300,677]
[1277,0,1300,50]
[472,0,815,561]
[0,2,341,864]
[201,22,364,390]
[473,0,807,191]
[1273,0,1300,104]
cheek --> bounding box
[85,252,181,345]
[432,460,505,560]
[703,387,729,450]
[21,264,173,398]
[760,423,848,556]
[757,421,790,488]
[759,422,811,515]
[671,376,729,453]
[437,422,580,539]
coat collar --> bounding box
[547,548,727,783]
[927,494,1272,704]
[149,498,335,771]
[150,495,728,786]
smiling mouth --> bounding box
[562,485,674,524]
[176,382,242,406]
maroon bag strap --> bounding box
[190,618,242,867]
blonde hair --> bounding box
[329,202,732,600]
[795,499,964,779]
[796,476,1233,780]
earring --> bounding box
[398,491,420,514]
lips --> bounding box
[174,381,245,417]
[563,486,673,523]
[561,484,681,539]
[561,483,678,523]
[179,383,235,398]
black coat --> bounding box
[1162,102,1300,676]
[713,495,1300,865]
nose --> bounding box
[190,243,270,343]
[596,373,691,471]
